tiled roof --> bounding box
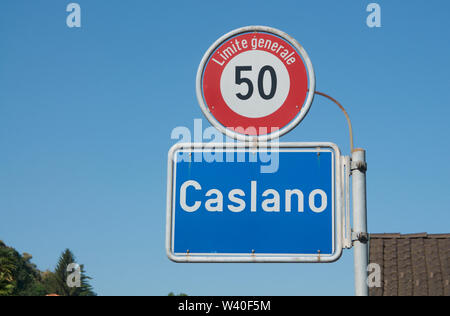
[369,233,450,296]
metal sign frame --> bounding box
[196,26,316,142]
[166,142,343,263]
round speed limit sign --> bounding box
[196,26,315,141]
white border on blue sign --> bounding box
[166,142,343,263]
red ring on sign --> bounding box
[201,32,309,136]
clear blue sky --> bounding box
[1,0,449,296]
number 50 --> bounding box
[235,66,277,101]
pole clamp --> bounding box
[351,161,367,173]
[352,232,369,244]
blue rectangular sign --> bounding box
[166,143,342,263]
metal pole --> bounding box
[352,148,369,296]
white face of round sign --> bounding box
[196,26,315,141]
[220,50,291,119]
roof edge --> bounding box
[370,233,450,239]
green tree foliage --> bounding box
[0,254,16,296]
[0,241,46,296]
[168,292,188,296]
[0,241,96,296]
[44,249,96,296]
